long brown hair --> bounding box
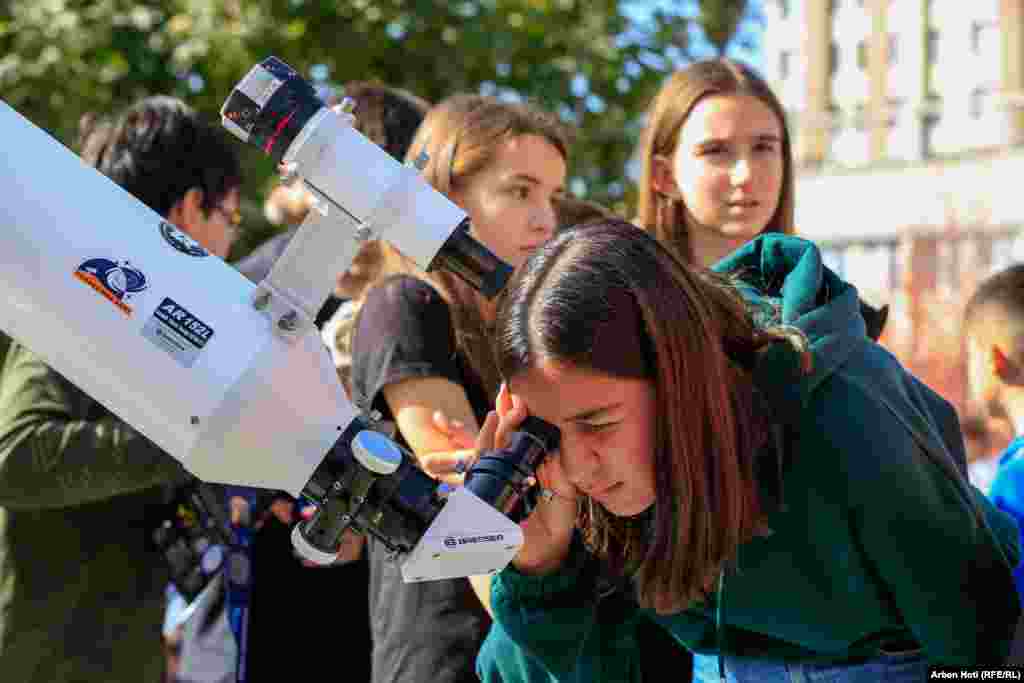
[636,59,795,264]
[390,94,570,399]
[494,219,808,614]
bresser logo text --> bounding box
[453,534,504,545]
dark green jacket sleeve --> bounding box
[487,536,646,682]
[838,406,1022,666]
[0,343,188,509]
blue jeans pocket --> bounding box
[877,648,928,682]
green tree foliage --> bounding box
[0,0,758,252]
[698,0,755,55]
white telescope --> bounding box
[0,60,554,582]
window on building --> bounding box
[828,102,842,133]
[830,43,839,76]
[926,29,939,65]
[887,97,903,127]
[779,0,790,19]
[920,93,942,120]
[888,34,899,66]
[857,40,868,70]
[854,102,867,131]
[970,88,990,119]
[920,111,939,160]
[971,20,997,55]
[779,50,791,80]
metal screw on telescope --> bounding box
[277,311,299,332]
[353,224,374,242]
[252,291,271,311]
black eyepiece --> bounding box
[464,416,561,521]
[430,219,513,299]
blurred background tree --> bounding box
[0,0,761,255]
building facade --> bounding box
[762,0,1024,464]
[762,0,1024,304]
[764,0,1023,170]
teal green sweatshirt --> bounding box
[480,234,1021,680]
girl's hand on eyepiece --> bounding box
[494,383,578,502]
[480,383,579,576]
[432,410,478,449]
[422,410,481,486]
[419,448,477,487]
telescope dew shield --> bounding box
[221,57,513,299]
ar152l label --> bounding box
[141,297,214,368]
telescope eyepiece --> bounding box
[464,416,561,521]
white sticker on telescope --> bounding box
[235,65,284,108]
[141,297,214,368]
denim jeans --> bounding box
[692,650,929,683]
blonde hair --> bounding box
[635,59,795,264]
[339,94,570,400]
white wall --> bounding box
[796,149,1024,243]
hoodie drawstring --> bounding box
[716,567,726,683]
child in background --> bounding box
[965,263,1024,596]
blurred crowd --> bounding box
[0,49,1021,683]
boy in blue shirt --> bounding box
[965,263,1024,597]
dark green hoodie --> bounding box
[480,234,1021,681]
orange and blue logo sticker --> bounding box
[73,258,148,315]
